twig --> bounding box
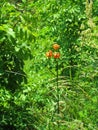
[5,70,26,77]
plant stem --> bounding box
[56,60,60,128]
[56,61,59,114]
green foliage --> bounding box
[0,0,98,130]
[0,1,36,129]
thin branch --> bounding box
[5,70,26,77]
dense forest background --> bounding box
[0,0,98,130]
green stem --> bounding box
[56,60,60,128]
[70,66,72,81]
[56,61,59,114]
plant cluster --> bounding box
[46,43,60,59]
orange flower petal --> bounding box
[46,50,53,58]
[53,43,60,50]
[53,52,60,58]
